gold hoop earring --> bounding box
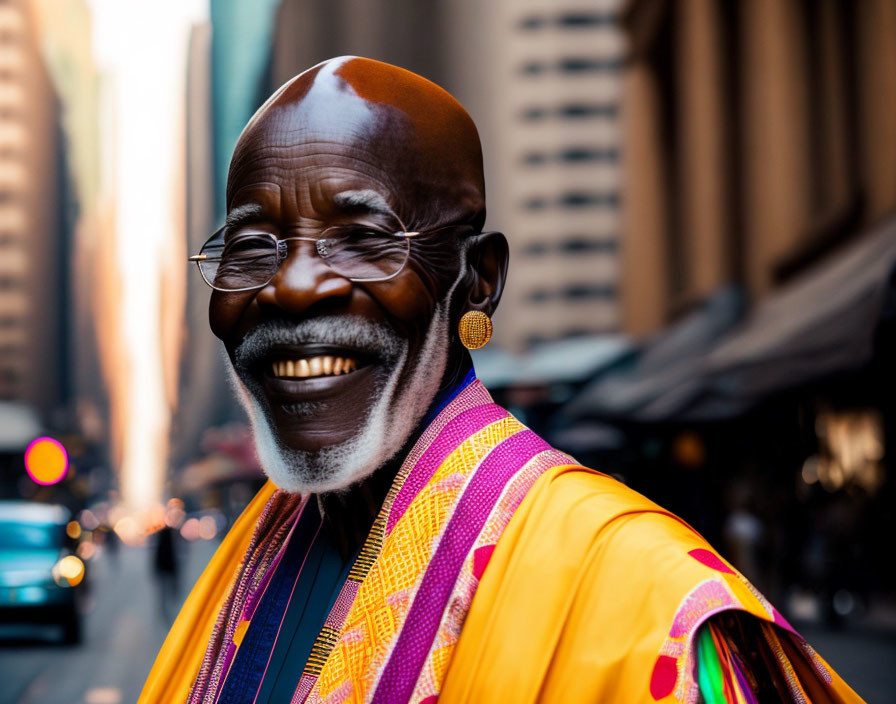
[458,310,492,350]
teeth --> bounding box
[272,356,358,378]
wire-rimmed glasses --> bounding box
[188,224,424,292]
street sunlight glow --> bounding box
[85,1,208,508]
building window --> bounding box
[557,13,616,28]
[523,147,619,165]
[558,238,617,254]
[562,283,616,300]
[559,147,619,163]
[526,284,617,303]
[558,191,619,209]
[519,12,617,31]
[521,58,622,75]
[522,192,619,211]
[521,103,618,121]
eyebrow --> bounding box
[225,203,266,231]
[332,189,398,220]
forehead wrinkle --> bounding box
[230,140,402,191]
[233,139,397,169]
[230,155,401,219]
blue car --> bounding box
[0,501,83,643]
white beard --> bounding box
[226,271,463,494]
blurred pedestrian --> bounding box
[152,525,179,623]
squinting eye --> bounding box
[224,234,271,249]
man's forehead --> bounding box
[226,180,401,226]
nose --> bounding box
[254,239,352,315]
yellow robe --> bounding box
[443,465,863,702]
[141,464,863,703]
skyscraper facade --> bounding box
[0,0,67,418]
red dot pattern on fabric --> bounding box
[472,544,496,580]
[650,654,678,699]
[688,548,735,574]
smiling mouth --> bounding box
[269,355,359,379]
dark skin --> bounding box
[209,57,509,555]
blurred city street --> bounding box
[797,621,896,703]
[0,0,893,701]
[0,540,216,704]
[0,538,894,703]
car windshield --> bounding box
[0,522,62,550]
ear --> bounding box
[461,230,509,315]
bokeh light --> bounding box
[180,517,200,541]
[165,497,185,528]
[66,520,82,539]
[77,541,97,560]
[24,436,69,485]
[78,509,100,531]
[113,515,144,546]
[198,515,217,540]
[52,555,85,587]
[143,503,167,535]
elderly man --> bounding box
[141,58,861,703]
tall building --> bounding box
[451,1,626,349]
[620,0,896,337]
[265,0,627,351]
[0,0,68,419]
[171,20,241,469]
[29,0,112,483]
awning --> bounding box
[565,287,745,421]
[566,216,896,423]
[471,334,634,389]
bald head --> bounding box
[228,56,486,232]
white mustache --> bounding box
[233,315,404,373]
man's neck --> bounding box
[316,363,476,560]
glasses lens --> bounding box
[317,226,410,280]
[200,233,278,290]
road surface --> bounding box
[0,539,215,704]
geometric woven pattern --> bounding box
[307,414,525,703]
[299,382,574,704]
[406,446,573,704]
